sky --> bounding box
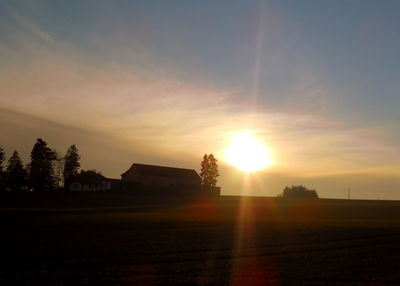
[1,0,400,199]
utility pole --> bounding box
[348,186,350,200]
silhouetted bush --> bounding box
[281,185,318,198]
[71,170,104,185]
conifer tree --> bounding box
[63,144,80,190]
[0,147,6,192]
[200,154,209,185]
[6,151,27,192]
[29,138,57,192]
[200,153,219,187]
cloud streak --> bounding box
[1,55,398,176]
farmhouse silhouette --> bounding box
[69,162,220,196]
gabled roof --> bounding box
[122,163,201,181]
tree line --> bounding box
[279,185,319,198]
[0,138,81,192]
[0,141,220,192]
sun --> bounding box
[224,131,272,172]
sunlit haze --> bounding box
[1,1,400,199]
[225,132,272,172]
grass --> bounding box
[1,193,400,285]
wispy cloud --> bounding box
[1,55,398,176]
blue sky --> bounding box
[1,0,400,199]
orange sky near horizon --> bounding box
[1,1,400,200]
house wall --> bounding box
[69,181,112,192]
[70,182,82,192]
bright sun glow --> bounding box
[225,131,272,172]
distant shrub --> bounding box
[281,185,319,199]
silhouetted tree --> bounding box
[29,138,57,192]
[6,151,27,192]
[0,147,6,192]
[53,150,64,189]
[200,153,219,187]
[281,185,318,198]
[63,144,80,190]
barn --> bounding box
[121,163,202,188]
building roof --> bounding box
[105,178,121,183]
[122,163,201,181]
[72,170,105,184]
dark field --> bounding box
[1,193,400,285]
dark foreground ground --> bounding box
[1,193,400,286]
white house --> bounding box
[69,170,120,192]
